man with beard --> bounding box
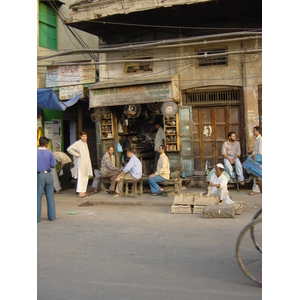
[222,131,244,185]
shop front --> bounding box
[89,75,194,176]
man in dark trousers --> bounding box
[37,136,57,222]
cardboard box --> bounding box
[234,201,244,215]
[193,194,219,206]
[170,205,192,214]
[193,205,205,214]
[173,194,194,205]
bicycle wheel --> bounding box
[252,208,262,221]
[251,209,262,252]
[236,218,262,285]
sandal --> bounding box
[89,190,99,194]
[248,191,259,195]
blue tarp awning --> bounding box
[37,88,82,111]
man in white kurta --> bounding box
[248,126,262,195]
[67,131,93,198]
[204,163,233,203]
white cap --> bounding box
[216,163,224,169]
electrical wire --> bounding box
[47,0,98,60]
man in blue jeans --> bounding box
[222,131,244,185]
[37,136,57,222]
[148,145,170,196]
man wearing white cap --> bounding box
[203,163,233,203]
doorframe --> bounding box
[182,87,246,170]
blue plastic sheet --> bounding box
[37,88,82,111]
[242,155,262,179]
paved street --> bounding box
[37,186,262,300]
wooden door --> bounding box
[193,106,241,170]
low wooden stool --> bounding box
[124,178,143,198]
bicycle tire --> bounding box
[252,208,262,221]
[236,218,262,285]
[251,209,262,252]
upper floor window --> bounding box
[125,56,153,74]
[197,47,228,67]
[39,2,58,50]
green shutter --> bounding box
[39,2,57,50]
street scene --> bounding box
[36,0,263,299]
[38,186,262,300]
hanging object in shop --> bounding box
[100,107,112,119]
[90,108,102,122]
[123,104,141,118]
[37,88,82,111]
[147,102,162,114]
[161,101,178,117]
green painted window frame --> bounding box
[39,2,58,50]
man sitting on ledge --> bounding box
[114,148,142,197]
[148,145,170,196]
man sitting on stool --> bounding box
[114,148,142,197]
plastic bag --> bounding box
[117,142,123,153]
[243,156,262,179]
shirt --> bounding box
[37,147,56,173]
[100,152,118,177]
[222,140,241,157]
[123,154,142,179]
[154,127,165,151]
[155,153,170,180]
[53,151,72,165]
[253,135,262,155]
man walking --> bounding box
[222,131,244,185]
[148,145,170,196]
[37,136,57,222]
[114,148,142,196]
[67,131,93,198]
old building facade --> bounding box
[58,0,262,175]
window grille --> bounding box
[125,57,153,73]
[185,90,240,105]
[198,48,228,66]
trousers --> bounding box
[147,175,165,194]
[37,172,56,222]
[103,170,119,191]
[224,156,244,182]
[92,169,101,190]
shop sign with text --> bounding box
[90,82,173,107]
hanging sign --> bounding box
[46,65,95,87]
[59,85,83,100]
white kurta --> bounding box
[67,140,93,193]
[210,172,233,203]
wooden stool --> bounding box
[124,178,143,198]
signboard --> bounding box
[90,82,173,108]
[59,85,83,100]
[46,65,95,88]
[44,119,62,151]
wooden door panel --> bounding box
[192,105,241,171]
